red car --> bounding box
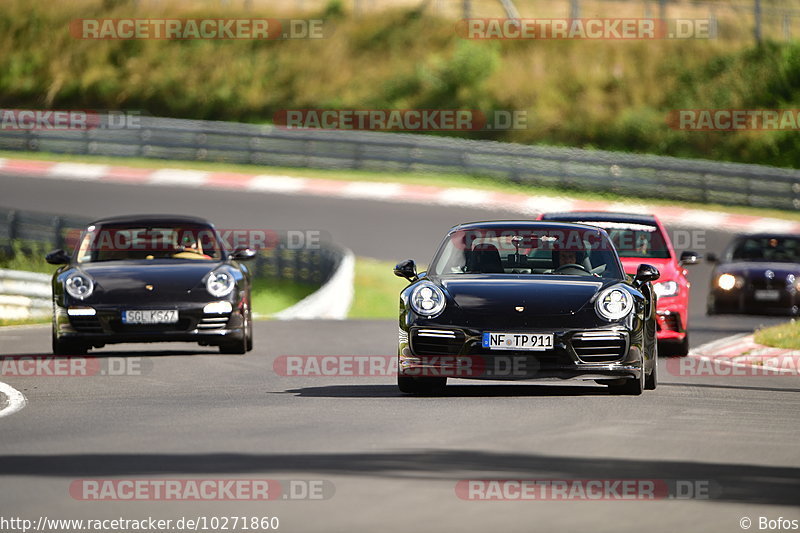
[538,212,698,355]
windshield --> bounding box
[431,227,624,279]
[726,236,800,263]
[566,221,670,259]
[76,223,223,263]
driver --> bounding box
[555,249,578,267]
[551,247,591,274]
[172,232,211,259]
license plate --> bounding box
[122,310,178,324]
[482,332,554,351]
[754,290,780,302]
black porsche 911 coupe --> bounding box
[707,233,800,315]
[394,221,660,395]
[46,215,256,355]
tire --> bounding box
[219,335,246,354]
[219,306,250,355]
[706,297,716,316]
[397,374,447,394]
[610,355,644,396]
[645,345,658,391]
[52,328,88,356]
[674,334,689,357]
[244,305,253,352]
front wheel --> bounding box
[610,355,644,396]
[645,344,658,390]
[397,374,447,394]
[52,329,88,356]
[244,305,253,352]
[675,334,689,357]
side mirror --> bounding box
[634,263,660,285]
[706,252,718,264]
[679,250,699,266]
[45,249,70,265]
[394,259,418,282]
[231,247,257,261]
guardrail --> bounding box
[0,269,50,320]
[0,207,351,320]
[0,115,798,210]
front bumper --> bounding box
[54,303,245,346]
[655,295,688,342]
[398,325,643,381]
[710,288,800,316]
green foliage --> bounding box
[0,241,56,274]
[4,0,800,167]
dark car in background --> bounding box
[707,233,800,315]
[46,215,256,355]
[394,221,660,395]
[539,212,698,355]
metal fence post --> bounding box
[7,211,18,243]
[570,0,580,19]
[52,216,64,250]
[784,13,791,40]
[754,0,762,43]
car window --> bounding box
[76,224,223,263]
[727,236,800,263]
[431,228,624,278]
[567,221,671,259]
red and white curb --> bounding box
[688,333,800,375]
[1,157,799,233]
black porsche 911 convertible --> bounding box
[46,215,256,355]
[394,221,660,395]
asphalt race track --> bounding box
[1,173,798,532]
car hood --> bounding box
[715,261,800,279]
[77,260,222,293]
[439,276,610,316]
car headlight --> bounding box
[595,286,634,321]
[65,273,94,300]
[206,270,236,298]
[653,281,679,298]
[409,282,446,318]
[717,273,742,291]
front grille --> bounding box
[69,316,103,333]
[411,328,465,356]
[198,314,231,330]
[571,331,627,362]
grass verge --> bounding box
[349,257,416,319]
[251,277,318,317]
[3,149,800,223]
[753,320,800,350]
